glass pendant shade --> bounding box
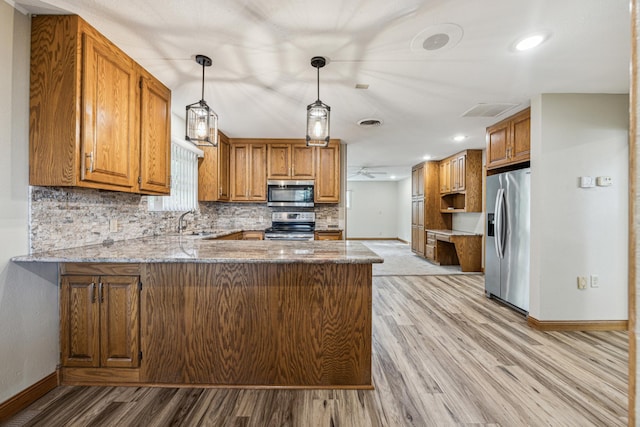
[306,100,330,147]
[185,54,218,147]
[306,56,330,147]
[186,100,218,146]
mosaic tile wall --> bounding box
[30,186,341,252]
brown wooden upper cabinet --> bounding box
[438,149,482,212]
[198,131,230,202]
[412,164,424,197]
[199,138,341,204]
[267,143,315,179]
[230,143,267,201]
[29,15,171,194]
[60,272,140,369]
[486,107,531,171]
[139,69,172,194]
[315,140,341,203]
[439,161,451,193]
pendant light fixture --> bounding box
[306,56,330,147]
[185,54,218,146]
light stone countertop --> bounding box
[11,235,383,264]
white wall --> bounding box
[396,178,411,242]
[346,181,400,239]
[529,93,628,321]
[0,3,59,403]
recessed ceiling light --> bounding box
[390,175,396,180]
[423,155,432,160]
[452,135,467,142]
[513,32,550,51]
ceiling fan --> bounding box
[349,167,388,179]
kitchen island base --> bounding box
[60,261,373,389]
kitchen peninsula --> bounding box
[13,237,382,389]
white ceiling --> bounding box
[15,0,630,181]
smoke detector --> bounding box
[357,118,383,127]
[410,23,464,53]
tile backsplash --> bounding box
[30,186,341,253]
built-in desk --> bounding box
[425,229,482,272]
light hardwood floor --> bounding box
[5,275,627,426]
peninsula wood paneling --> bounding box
[140,262,371,387]
[319,263,371,385]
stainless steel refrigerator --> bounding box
[485,168,531,313]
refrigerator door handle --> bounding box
[494,188,505,259]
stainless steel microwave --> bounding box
[267,180,314,207]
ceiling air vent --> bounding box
[357,118,383,127]
[461,103,519,118]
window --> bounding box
[147,139,203,211]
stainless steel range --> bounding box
[264,212,315,241]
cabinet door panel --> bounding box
[511,111,531,164]
[100,275,140,368]
[218,136,231,200]
[61,275,100,367]
[249,144,267,200]
[267,144,291,179]
[139,74,171,194]
[486,122,510,169]
[231,144,249,201]
[291,145,315,178]
[81,33,136,188]
[315,142,340,203]
[454,154,466,191]
[439,161,451,194]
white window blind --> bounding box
[148,139,203,212]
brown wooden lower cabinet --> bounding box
[60,264,140,371]
[214,231,243,240]
[59,261,372,388]
[242,230,264,240]
[314,230,343,240]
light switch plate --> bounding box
[579,176,595,188]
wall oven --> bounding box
[267,180,314,207]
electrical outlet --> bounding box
[259,216,264,222]
[109,219,118,233]
[577,276,587,290]
[590,274,600,288]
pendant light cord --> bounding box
[201,62,205,102]
[316,66,320,101]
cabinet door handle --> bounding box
[85,152,94,173]
[90,282,96,303]
[98,282,104,303]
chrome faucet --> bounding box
[177,210,195,234]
